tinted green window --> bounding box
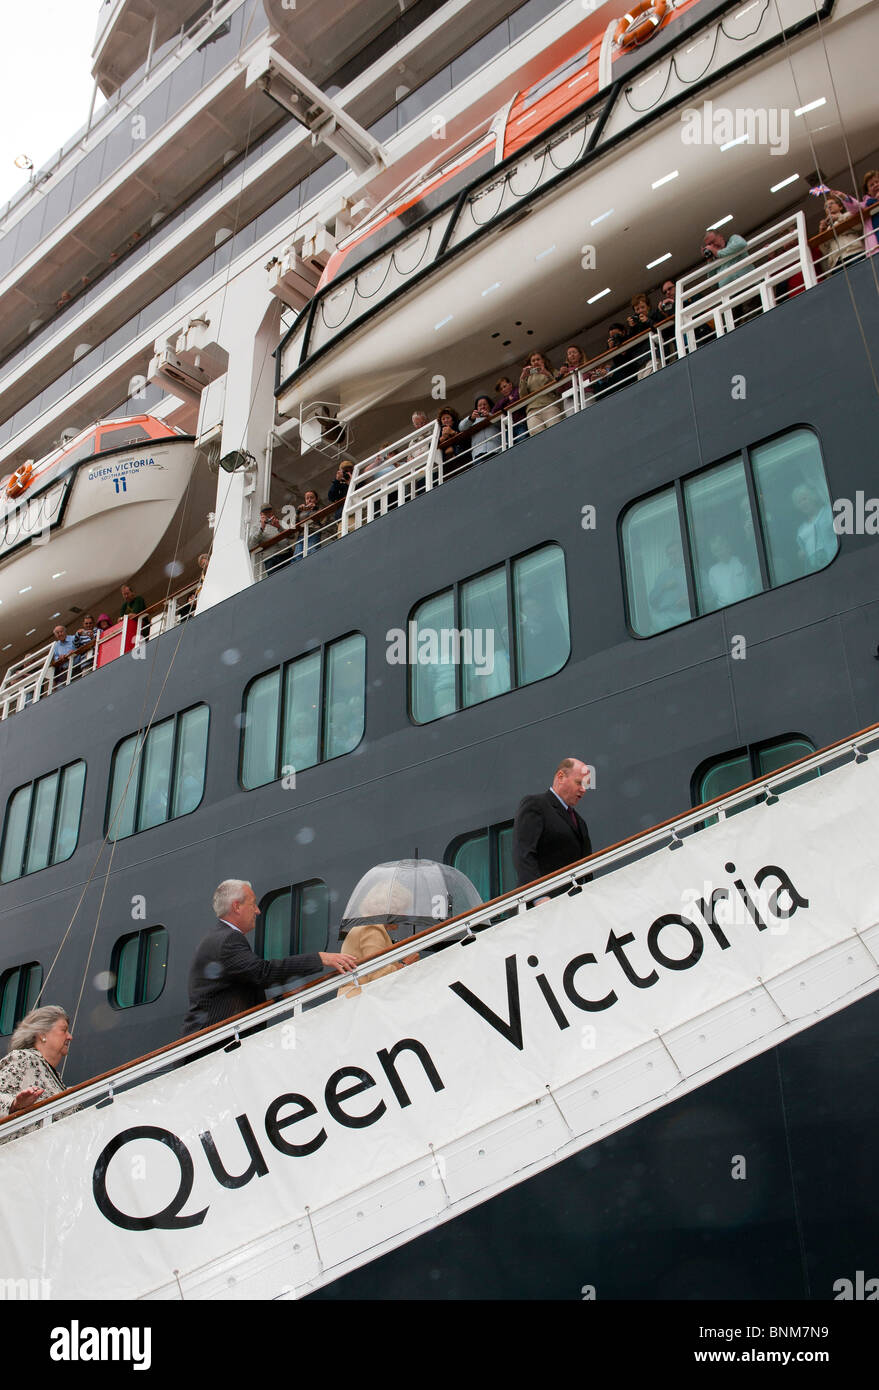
[241,636,365,789]
[461,566,511,707]
[696,736,817,823]
[513,546,570,683]
[138,721,174,831]
[108,735,139,840]
[324,635,366,759]
[108,708,208,839]
[0,963,42,1035]
[411,591,456,724]
[411,545,568,723]
[700,752,752,805]
[752,430,837,584]
[256,881,329,958]
[450,830,490,900]
[54,763,86,862]
[262,890,291,959]
[622,490,691,636]
[448,822,516,901]
[172,705,209,817]
[114,935,141,1009]
[1,761,86,882]
[241,671,280,790]
[0,787,31,883]
[282,652,321,775]
[622,429,834,637]
[684,458,761,616]
[111,928,168,1008]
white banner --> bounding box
[2,755,879,1299]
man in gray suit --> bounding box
[182,879,356,1035]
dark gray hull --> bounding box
[2,262,878,1296]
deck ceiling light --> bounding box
[587,288,611,304]
[590,209,614,226]
[52,571,66,579]
[795,98,826,116]
[652,170,679,189]
[720,134,749,151]
[770,173,800,193]
[707,214,734,230]
[646,253,672,269]
[434,315,453,331]
[19,586,32,594]
[535,244,557,260]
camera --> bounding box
[702,246,716,261]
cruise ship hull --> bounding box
[1,262,877,1296]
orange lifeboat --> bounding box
[615,0,668,50]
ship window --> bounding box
[693,735,817,825]
[0,963,43,1036]
[684,458,762,616]
[751,430,836,583]
[409,544,569,724]
[240,634,366,790]
[0,761,86,883]
[621,428,836,636]
[446,822,516,902]
[255,880,330,960]
[107,705,208,840]
[110,928,169,1009]
[98,424,151,452]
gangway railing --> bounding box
[4,718,877,1143]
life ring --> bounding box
[615,0,668,49]
[6,462,34,498]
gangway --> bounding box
[2,725,878,1300]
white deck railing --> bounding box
[675,212,817,356]
[0,578,201,720]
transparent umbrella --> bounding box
[339,859,482,942]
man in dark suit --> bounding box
[182,879,356,1035]
[513,758,593,901]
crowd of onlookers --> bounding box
[49,583,148,684]
[167,173,879,588]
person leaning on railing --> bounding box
[494,375,527,440]
[0,1006,72,1122]
[436,406,463,460]
[555,345,592,415]
[251,504,290,574]
[49,623,87,684]
[293,490,323,558]
[832,171,879,257]
[519,352,563,435]
[459,395,502,460]
[818,194,864,273]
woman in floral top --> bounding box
[0,1005,72,1120]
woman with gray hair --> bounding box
[0,1005,72,1117]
